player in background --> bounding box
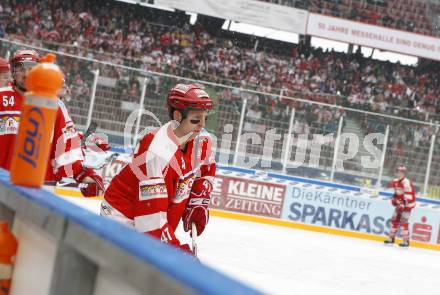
[102,84,216,253]
[384,166,416,247]
[58,82,110,154]
[0,50,34,170]
[0,58,11,87]
[0,49,103,197]
[47,78,105,197]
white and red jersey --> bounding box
[391,177,416,211]
[45,99,85,182]
[0,84,24,170]
[0,83,85,181]
[104,121,216,238]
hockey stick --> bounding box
[191,222,198,257]
[190,134,201,258]
[81,121,98,146]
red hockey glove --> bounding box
[183,178,213,236]
[74,167,105,197]
[396,204,405,213]
[391,194,403,207]
[85,133,110,152]
[160,224,191,253]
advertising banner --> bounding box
[282,183,440,244]
[87,151,440,245]
[307,13,440,61]
[210,174,286,218]
[155,0,308,34]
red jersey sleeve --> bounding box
[0,86,23,170]
[45,100,84,181]
[402,178,416,211]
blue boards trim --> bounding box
[217,166,440,206]
[0,169,262,295]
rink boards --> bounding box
[57,153,440,251]
[0,169,262,295]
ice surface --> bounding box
[61,196,440,295]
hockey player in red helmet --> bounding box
[60,78,109,154]
[102,83,216,253]
[384,165,416,247]
[0,49,40,170]
[0,57,11,87]
[0,49,104,197]
[10,49,40,92]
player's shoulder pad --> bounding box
[0,86,14,93]
[199,128,211,137]
[57,99,68,113]
[57,98,72,121]
[138,126,160,140]
[57,98,66,108]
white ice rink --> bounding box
[62,196,440,295]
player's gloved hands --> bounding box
[396,204,405,213]
[86,133,111,152]
[160,224,191,253]
[183,178,213,236]
[391,196,403,207]
[74,167,105,197]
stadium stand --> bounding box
[1,0,440,188]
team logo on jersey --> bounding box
[174,172,196,203]
[139,178,168,201]
[0,115,19,135]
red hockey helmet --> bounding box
[10,49,40,69]
[167,83,213,111]
[0,58,10,73]
[396,166,407,173]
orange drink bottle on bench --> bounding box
[10,54,64,187]
[0,222,18,295]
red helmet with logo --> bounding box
[0,58,10,73]
[167,83,213,111]
[10,49,40,68]
[396,166,407,173]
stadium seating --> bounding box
[1,0,440,188]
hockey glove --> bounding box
[396,204,406,213]
[183,178,213,236]
[74,167,105,198]
[391,195,404,207]
[86,133,111,152]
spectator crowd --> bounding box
[1,0,440,123]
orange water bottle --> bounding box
[0,222,18,295]
[10,54,64,187]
